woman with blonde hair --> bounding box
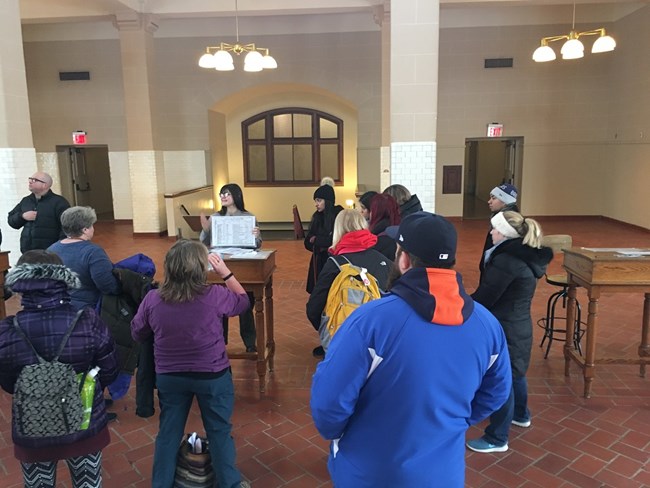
[131,240,251,488]
[307,209,392,357]
[467,211,553,454]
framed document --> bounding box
[210,215,256,248]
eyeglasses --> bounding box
[219,192,231,197]
[28,177,46,184]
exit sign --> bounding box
[487,123,503,137]
[73,131,87,144]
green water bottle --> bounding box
[80,366,100,430]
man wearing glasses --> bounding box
[7,172,70,253]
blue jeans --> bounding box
[484,375,530,446]
[152,371,241,488]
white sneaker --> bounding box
[511,418,531,428]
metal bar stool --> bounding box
[537,235,584,358]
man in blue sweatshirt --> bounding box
[311,211,512,488]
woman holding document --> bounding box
[200,183,261,352]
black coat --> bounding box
[306,249,392,331]
[478,202,520,279]
[7,190,70,253]
[399,194,423,217]
[472,238,553,377]
[100,269,154,374]
[370,218,397,261]
[304,205,343,293]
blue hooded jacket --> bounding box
[311,267,512,488]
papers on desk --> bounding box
[229,249,274,259]
[582,247,650,257]
[209,248,273,259]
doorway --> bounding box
[463,137,523,220]
[56,145,114,220]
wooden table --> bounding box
[563,248,650,398]
[0,251,10,320]
[208,250,276,393]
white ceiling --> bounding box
[19,0,648,24]
[18,0,649,42]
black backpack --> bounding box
[12,309,86,438]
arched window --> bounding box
[242,108,343,186]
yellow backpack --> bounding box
[318,256,381,351]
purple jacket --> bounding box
[0,263,118,452]
[131,285,249,374]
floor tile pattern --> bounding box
[0,217,648,487]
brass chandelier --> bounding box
[198,0,277,72]
[532,3,616,63]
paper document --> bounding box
[229,249,274,259]
[583,247,650,256]
[210,215,256,248]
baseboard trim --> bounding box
[133,230,168,238]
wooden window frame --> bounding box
[242,107,344,187]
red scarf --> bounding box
[330,229,378,255]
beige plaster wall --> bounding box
[24,39,127,151]
[601,6,650,229]
[152,32,380,152]
[20,7,650,227]
[435,20,618,217]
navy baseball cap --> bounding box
[385,211,457,265]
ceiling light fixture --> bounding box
[532,3,616,63]
[198,0,277,72]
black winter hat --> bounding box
[313,185,335,203]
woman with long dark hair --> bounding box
[131,240,251,488]
[200,183,260,352]
[466,211,553,454]
[304,184,343,294]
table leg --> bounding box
[253,287,267,393]
[640,293,650,378]
[583,288,600,398]
[265,278,275,372]
[564,283,578,377]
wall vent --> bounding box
[59,71,90,81]
[484,58,513,69]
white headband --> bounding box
[491,186,516,205]
[491,212,520,238]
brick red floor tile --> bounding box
[1,219,649,487]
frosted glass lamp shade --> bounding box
[592,35,616,53]
[262,54,278,69]
[533,45,556,62]
[561,39,584,59]
[198,53,216,68]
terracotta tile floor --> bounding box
[1,217,649,487]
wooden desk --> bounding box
[563,248,650,398]
[208,250,276,393]
[0,251,10,320]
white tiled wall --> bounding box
[128,150,165,233]
[109,151,132,220]
[390,141,436,212]
[36,152,62,194]
[0,147,38,263]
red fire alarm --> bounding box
[73,130,87,144]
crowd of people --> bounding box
[0,172,552,487]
